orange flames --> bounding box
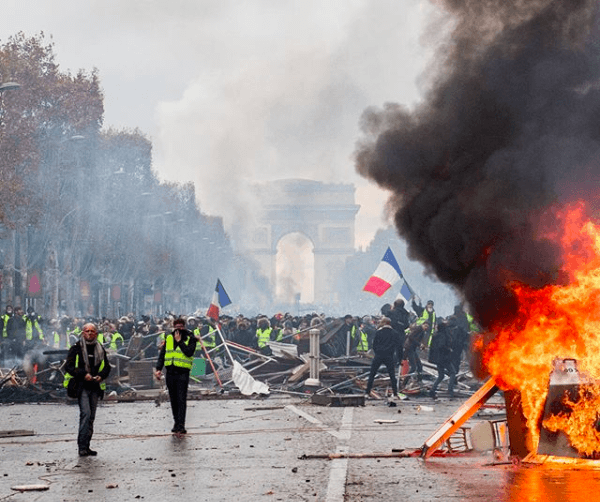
[480,202,600,455]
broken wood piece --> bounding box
[11,484,49,492]
[420,378,499,459]
[374,419,398,424]
[300,450,419,460]
[288,361,310,382]
[311,394,365,407]
[0,430,35,438]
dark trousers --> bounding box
[78,387,99,450]
[166,370,190,429]
[366,354,397,395]
[431,361,457,396]
[403,346,423,387]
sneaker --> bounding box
[86,448,97,456]
[428,390,437,399]
[78,449,89,457]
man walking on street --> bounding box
[365,317,400,399]
[64,323,111,457]
[155,317,197,434]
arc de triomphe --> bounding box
[232,179,359,306]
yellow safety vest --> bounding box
[416,310,436,346]
[109,332,124,350]
[203,327,216,349]
[353,326,368,352]
[256,328,272,348]
[164,334,194,370]
[25,316,44,341]
[2,314,10,338]
[63,354,107,391]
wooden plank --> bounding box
[420,378,499,459]
[0,430,35,438]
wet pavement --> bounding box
[0,393,599,501]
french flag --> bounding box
[206,279,232,321]
[398,279,415,304]
[363,247,403,297]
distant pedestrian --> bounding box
[365,317,400,399]
[428,318,457,399]
[64,323,111,457]
[402,321,430,389]
[7,306,26,358]
[155,317,197,434]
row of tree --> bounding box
[0,33,235,320]
[0,32,455,321]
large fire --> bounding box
[479,202,600,457]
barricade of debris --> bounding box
[0,319,480,404]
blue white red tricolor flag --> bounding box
[363,247,403,297]
[398,279,415,304]
[207,279,232,320]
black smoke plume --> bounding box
[355,0,599,328]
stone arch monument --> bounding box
[233,179,359,307]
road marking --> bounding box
[285,404,354,501]
[325,407,353,502]
[285,404,343,439]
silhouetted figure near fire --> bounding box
[365,317,400,399]
[389,298,410,361]
[402,321,430,389]
[428,318,457,399]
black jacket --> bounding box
[372,325,400,357]
[65,340,111,397]
[428,324,454,366]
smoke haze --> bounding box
[355,0,599,327]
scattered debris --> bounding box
[11,484,50,492]
[310,394,365,407]
[1,325,483,404]
[0,429,35,438]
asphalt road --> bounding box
[0,393,599,501]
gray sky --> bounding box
[1,0,437,247]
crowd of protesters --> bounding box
[0,297,480,397]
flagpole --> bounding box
[197,335,222,388]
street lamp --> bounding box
[0,81,20,124]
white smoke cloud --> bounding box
[1,0,435,247]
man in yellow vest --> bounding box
[255,317,273,353]
[1,305,13,339]
[64,323,111,457]
[154,317,197,434]
[412,299,436,347]
[48,319,61,348]
[109,330,125,351]
[24,306,44,344]
[1,305,14,362]
[353,318,369,354]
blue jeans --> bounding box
[78,387,99,450]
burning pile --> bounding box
[480,203,600,458]
[355,0,599,461]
